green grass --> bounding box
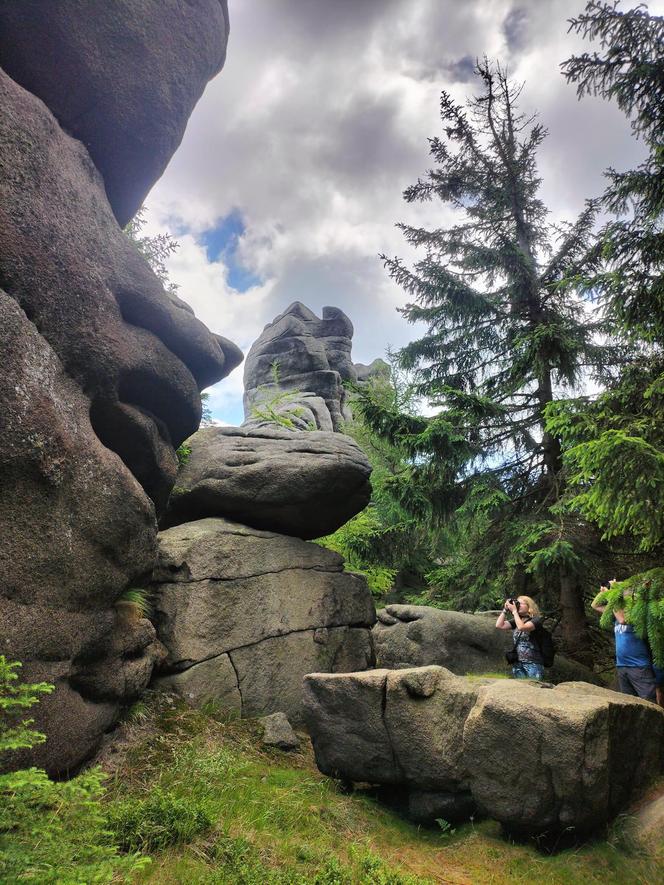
[98,694,663,885]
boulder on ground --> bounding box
[151,518,375,722]
[0,0,229,226]
[259,712,300,751]
[465,680,664,835]
[164,426,371,539]
[303,666,664,836]
[374,604,601,685]
[243,302,357,432]
[303,666,485,790]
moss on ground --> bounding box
[98,694,663,885]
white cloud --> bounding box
[143,0,664,424]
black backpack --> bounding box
[533,622,555,668]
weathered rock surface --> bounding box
[0,292,164,774]
[151,518,375,722]
[374,604,602,685]
[259,712,300,751]
[0,0,229,226]
[243,302,357,432]
[303,667,485,789]
[303,666,664,836]
[1,8,238,775]
[465,680,664,835]
[164,426,372,538]
[0,69,241,513]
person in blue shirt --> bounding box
[591,579,657,703]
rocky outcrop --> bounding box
[0,0,229,226]
[163,426,372,538]
[1,8,238,774]
[243,302,358,432]
[151,519,375,722]
[303,666,664,837]
[374,605,602,685]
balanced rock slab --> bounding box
[0,0,230,226]
[164,426,371,539]
[151,518,375,722]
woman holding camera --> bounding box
[495,596,544,680]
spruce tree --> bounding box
[362,60,611,660]
[550,2,664,555]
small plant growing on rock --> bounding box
[115,587,152,622]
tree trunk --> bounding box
[559,572,592,665]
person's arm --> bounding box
[495,605,512,630]
[512,606,536,632]
[591,592,607,614]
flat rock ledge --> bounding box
[303,666,664,837]
[151,518,376,723]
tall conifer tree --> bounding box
[549,2,664,557]
[362,60,611,659]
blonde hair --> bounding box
[517,596,540,617]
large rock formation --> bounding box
[304,666,664,837]
[163,425,372,538]
[0,0,229,227]
[243,302,358,432]
[374,605,602,685]
[151,519,375,721]
[1,9,238,774]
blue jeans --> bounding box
[512,662,544,680]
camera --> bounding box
[505,597,519,608]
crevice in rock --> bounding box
[153,564,345,584]
[163,622,372,674]
[227,651,243,715]
[379,674,404,781]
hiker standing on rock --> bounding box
[495,596,544,680]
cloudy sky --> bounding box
[144,0,663,425]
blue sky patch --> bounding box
[199,209,262,292]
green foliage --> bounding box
[124,207,179,294]
[0,656,52,754]
[593,568,664,667]
[316,508,398,597]
[176,442,192,467]
[563,1,664,344]
[355,59,611,652]
[249,361,316,431]
[106,788,213,852]
[116,587,152,619]
[0,767,149,884]
[550,4,664,568]
[0,657,147,884]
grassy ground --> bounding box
[94,693,664,885]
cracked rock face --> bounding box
[151,518,376,722]
[243,302,358,432]
[163,425,372,538]
[0,0,230,227]
[303,666,664,836]
[374,605,602,685]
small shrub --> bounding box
[106,788,213,852]
[0,656,147,884]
